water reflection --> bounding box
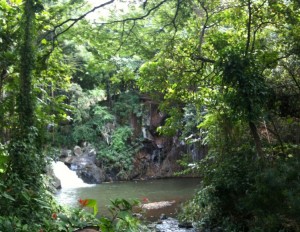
[55,178,201,220]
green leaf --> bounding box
[86,198,98,216]
[41,38,47,45]
[2,192,15,201]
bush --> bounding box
[179,151,300,231]
[97,126,141,179]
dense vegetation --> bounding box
[0,0,299,231]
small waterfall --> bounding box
[52,161,92,188]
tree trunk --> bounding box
[18,0,35,134]
[249,121,263,157]
[9,0,40,182]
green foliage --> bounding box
[97,126,139,179]
[85,198,98,216]
[0,143,8,173]
[112,92,143,122]
[218,50,269,122]
[179,151,300,231]
[100,198,142,232]
[0,179,145,231]
[1,0,300,231]
[0,171,65,231]
[55,86,142,178]
[48,198,143,232]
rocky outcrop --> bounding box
[46,165,61,191]
[60,145,105,184]
[55,95,205,184]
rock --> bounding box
[77,163,105,184]
[46,164,61,191]
[73,156,105,184]
[60,149,72,158]
[160,214,168,220]
[51,175,62,189]
[59,145,105,184]
[142,201,175,210]
[178,222,193,229]
[155,218,195,232]
[88,148,97,157]
[147,223,157,230]
[132,213,143,219]
[74,145,83,156]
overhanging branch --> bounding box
[53,0,115,38]
[95,0,169,25]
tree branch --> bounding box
[283,64,300,93]
[95,0,169,25]
[53,0,115,38]
[245,0,252,54]
[115,20,136,53]
[172,0,181,33]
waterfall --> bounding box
[52,161,93,188]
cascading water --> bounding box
[52,161,93,188]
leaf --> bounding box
[2,192,15,201]
[58,213,70,222]
[41,38,47,45]
[86,198,98,216]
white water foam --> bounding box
[52,161,93,188]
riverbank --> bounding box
[74,217,196,232]
[148,217,196,232]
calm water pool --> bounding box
[55,178,201,220]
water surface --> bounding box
[55,178,201,220]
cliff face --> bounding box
[58,95,206,183]
[123,95,205,180]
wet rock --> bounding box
[160,214,168,220]
[46,165,61,190]
[147,223,157,230]
[59,145,105,184]
[51,174,62,189]
[60,149,72,158]
[132,213,143,219]
[178,222,193,229]
[70,153,105,184]
[77,163,105,184]
[155,218,195,232]
[63,155,75,165]
[74,145,83,156]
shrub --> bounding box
[179,151,300,231]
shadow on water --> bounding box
[55,178,201,221]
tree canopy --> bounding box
[0,0,299,231]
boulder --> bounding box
[60,149,72,158]
[74,145,83,156]
[77,163,105,184]
[51,175,62,189]
[59,145,105,184]
[62,155,75,165]
[46,164,61,191]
